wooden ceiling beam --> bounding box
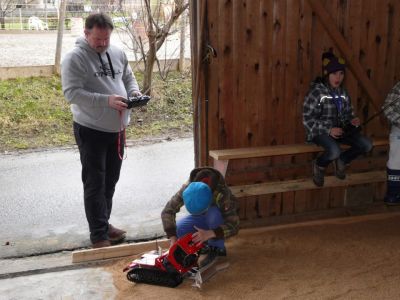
[307,0,381,113]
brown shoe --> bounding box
[92,240,111,248]
[108,224,126,243]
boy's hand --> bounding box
[169,236,177,247]
[131,91,142,97]
[329,127,343,139]
[351,117,361,127]
[193,226,216,245]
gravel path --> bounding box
[0,31,190,67]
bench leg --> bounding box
[213,159,229,177]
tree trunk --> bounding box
[143,31,157,95]
[0,16,5,29]
[141,0,189,94]
[178,12,186,72]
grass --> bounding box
[0,71,193,152]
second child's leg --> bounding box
[176,206,224,249]
[339,132,373,164]
[312,135,341,186]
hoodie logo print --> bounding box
[94,63,120,78]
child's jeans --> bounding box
[313,132,372,168]
[176,206,225,249]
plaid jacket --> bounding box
[161,167,239,240]
[383,81,400,127]
[303,78,354,141]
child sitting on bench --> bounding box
[303,52,372,187]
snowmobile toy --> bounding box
[124,233,204,288]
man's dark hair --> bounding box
[85,13,114,30]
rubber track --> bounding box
[127,268,183,288]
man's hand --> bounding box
[131,91,142,97]
[351,117,361,127]
[192,226,216,246]
[108,94,128,111]
[169,236,177,248]
[329,127,343,139]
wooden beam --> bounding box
[209,138,388,161]
[72,239,170,263]
[213,159,229,177]
[307,0,381,113]
[239,208,400,230]
[231,170,386,197]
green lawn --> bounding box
[0,71,192,152]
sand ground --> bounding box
[106,212,400,299]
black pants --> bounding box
[73,122,124,243]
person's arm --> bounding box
[61,53,109,107]
[213,186,240,239]
[303,90,332,138]
[161,184,187,239]
[342,89,356,123]
[384,82,400,126]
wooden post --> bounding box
[18,8,22,31]
[178,12,186,72]
[55,0,67,75]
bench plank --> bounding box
[209,138,388,161]
[231,170,386,197]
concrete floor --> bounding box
[0,138,195,299]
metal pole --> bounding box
[45,0,48,23]
[55,0,67,74]
[19,8,22,31]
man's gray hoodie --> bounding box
[61,37,140,132]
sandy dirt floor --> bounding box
[106,212,400,299]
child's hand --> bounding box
[193,226,216,245]
[351,117,361,127]
[169,236,177,247]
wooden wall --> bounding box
[190,0,400,221]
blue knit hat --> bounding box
[322,52,346,75]
[183,182,212,215]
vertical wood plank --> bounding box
[206,0,220,163]
[217,0,234,149]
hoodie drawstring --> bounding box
[97,52,115,79]
[106,52,115,79]
[97,52,124,158]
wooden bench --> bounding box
[209,138,389,197]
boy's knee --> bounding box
[326,148,341,161]
[362,139,373,153]
[206,206,223,228]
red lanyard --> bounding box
[118,111,127,160]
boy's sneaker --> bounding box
[335,158,347,180]
[312,160,325,187]
[198,246,227,268]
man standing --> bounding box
[62,13,141,248]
